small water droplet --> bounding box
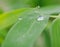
[37,16,44,21]
[37,6,40,8]
[36,6,40,9]
[18,17,22,20]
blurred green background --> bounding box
[0,0,60,13]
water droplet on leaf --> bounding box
[37,6,40,9]
[18,17,22,20]
[36,6,40,9]
[37,16,44,21]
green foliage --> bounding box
[0,8,3,14]
[0,0,60,47]
[50,14,60,47]
[1,8,49,47]
[39,0,60,6]
[0,8,29,30]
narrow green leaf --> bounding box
[50,15,60,47]
[40,5,60,14]
[0,29,8,37]
[43,21,52,47]
[0,8,32,44]
[34,31,50,47]
[39,0,60,6]
[0,8,31,30]
[1,9,49,47]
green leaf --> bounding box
[1,8,49,47]
[50,15,60,47]
[0,29,8,37]
[39,0,60,6]
[0,8,31,30]
[0,8,32,43]
[40,5,60,14]
[34,31,50,47]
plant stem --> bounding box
[50,16,58,18]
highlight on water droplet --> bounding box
[18,17,22,20]
[37,16,44,21]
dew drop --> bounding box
[37,16,44,21]
[37,6,40,8]
[18,17,22,20]
[36,6,40,9]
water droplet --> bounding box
[37,16,44,21]
[37,6,40,9]
[18,17,22,20]
[36,6,40,9]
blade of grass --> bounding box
[50,14,60,47]
[40,5,60,14]
[1,8,49,47]
[0,8,32,30]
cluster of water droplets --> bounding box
[18,6,45,21]
[18,15,44,21]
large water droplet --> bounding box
[37,16,44,21]
[18,17,22,20]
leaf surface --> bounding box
[50,15,60,47]
[2,8,49,47]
